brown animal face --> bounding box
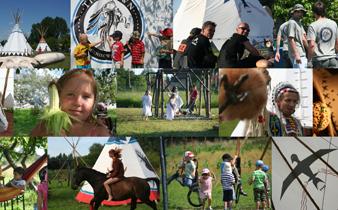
[219,68,268,121]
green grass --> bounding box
[166,139,272,209]
[48,180,162,210]
[14,108,39,136]
[219,120,240,136]
[117,90,218,108]
[117,108,219,137]
[13,108,116,136]
[44,52,70,69]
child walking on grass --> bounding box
[249,160,268,210]
[262,164,271,209]
[141,90,152,120]
[31,69,111,136]
[221,153,235,210]
[199,168,213,210]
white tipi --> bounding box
[0,11,33,56]
[75,137,160,206]
[173,0,274,50]
[35,26,51,53]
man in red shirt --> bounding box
[127,31,145,68]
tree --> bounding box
[28,17,70,52]
[82,143,104,167]
[94,69,117,105]
[0,137,47,171]
[273,0,338,30]
[14,69,61,108]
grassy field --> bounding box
[117,91,218,108]
[117,108,219,137]
[219,120,240,137]
[14,108,39,136]
[48,177,163,210]
[13,108,116,136]
[117,89,219,138]
[166,138,272,210]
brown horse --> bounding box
[71,167,159,210]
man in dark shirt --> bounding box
[173,27,201,69]
[187,21,217,68]
[218,22,263,68]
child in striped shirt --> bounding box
[221,153,235,210]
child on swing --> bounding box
[104,148,124,201]
[31,69,111,136]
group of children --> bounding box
[141,85,199,120]
[195,154,270,210]
[74,31,145,69]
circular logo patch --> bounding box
[320,27,333,43]
[73,0,144,60]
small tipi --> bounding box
[75,137,160,206]
[35,26,51,53]
[0,11,33,56]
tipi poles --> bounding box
[185,72,189,106]
[154,72,160,117]
[160,137,168,210]
[272,138,320,209]
[1,69,10,106]
[161,71,164,118]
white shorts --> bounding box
[199,191,212,200]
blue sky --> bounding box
[0,0,70,41]
[173,0,181,16]
[48,137,109,157]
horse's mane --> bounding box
[77,167,106,177]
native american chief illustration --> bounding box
[86,1,130,50]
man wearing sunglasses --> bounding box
[218,22,263,68]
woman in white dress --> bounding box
[166,94,176,120]
[141,90,152,120]
[171,86,184,114]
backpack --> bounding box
[173,38,191,69]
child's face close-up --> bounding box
[60,73,95,122]
[14,172,22,180]
[277,91,299,117]
[202,173,209,179]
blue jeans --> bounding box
[291,56,307,69]
[183,177,193,187]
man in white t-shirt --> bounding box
[307,1,338,68]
